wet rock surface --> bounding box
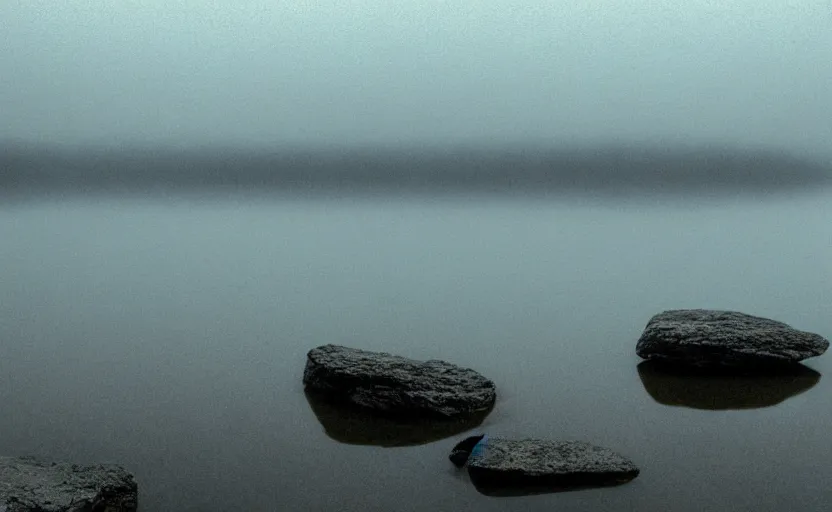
[0,456,137,512]
[449,435,639,493]
[637,360,822,410]
[303,344,496,418]
[636,310,829,368]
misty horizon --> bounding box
[2,2,831,157]
[3,142,831,196]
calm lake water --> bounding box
[2,189,831,511]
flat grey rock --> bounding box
[303,344,496,417]
[449,435,639,491]
[636,310,829,368]
[0,456,137,512]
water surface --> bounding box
[1,190,831,511]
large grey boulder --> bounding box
[636,310,829,368]
[303,344,496,417]
[0,456,137,512]
[450,435,639,492]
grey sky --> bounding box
[2,1,830,154]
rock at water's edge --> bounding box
[450,436,639,490]
[303,344,496,417]
[636,309,829,368]
[0,456,137,512]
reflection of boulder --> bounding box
[448,436,639,497]
[637,360,821,410]
[636,310,829,369]
[304,389,492,447]
[303,344,496,417]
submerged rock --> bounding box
[0,456,137,512]
[636,310,829,368]
[449,435,639,493]
[303,344,496,418]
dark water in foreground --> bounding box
[1,190,831,511]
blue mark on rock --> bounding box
[471,434,488,457]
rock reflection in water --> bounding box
[467,463,638,497]
[637,360,821,410]
[470,477,635,498]
[304,390,492,447]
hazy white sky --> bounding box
[2,1,830,153]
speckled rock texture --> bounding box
[450,436,639,488]
[303,344,496,417]
[636,310,829,368]
[0,456,137,512]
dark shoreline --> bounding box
[2,144,830,196]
